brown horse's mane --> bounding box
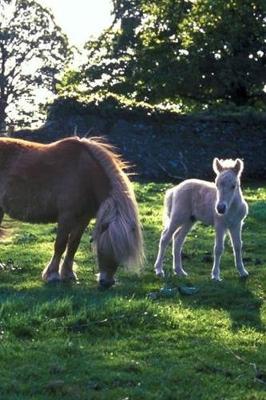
[85,136,131,172]
[81,136,144,268]
[82,136,134,195]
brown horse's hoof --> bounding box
[42,272,61,283]
[98,278,115,290]
[60,271,78,282]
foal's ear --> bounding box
[233,158,244,176]
[213,158,223,174]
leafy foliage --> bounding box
[83,0,266,109]
[0,0,70,129]
[178,0,266,106]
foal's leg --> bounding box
[229,222,249,278]
[211,225,226,281]
[60,219,89,281]
[42,222,70,282]
[154,222,178,277]
[172,221,193,276]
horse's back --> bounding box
[169,178,216,225]
[0,137,110,223]
[171,179,215,201]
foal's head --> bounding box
[213,158,244,215]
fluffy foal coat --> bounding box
[154,158,249,281]
[0,136,143,288]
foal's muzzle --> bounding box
[216,203,226,215]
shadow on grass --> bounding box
[143,223,265,333]
[0,217,264,339]
[159,271,265,333]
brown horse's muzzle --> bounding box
[98,278,115,290]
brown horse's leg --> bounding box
[0,208,4,225]
[42,223,70,282]
[60,219,89,281]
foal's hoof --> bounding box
[174,268,188,277]
[155,270,165,279]
[239,271,249,280]
[211,275,222,282]
[42,272,61,283]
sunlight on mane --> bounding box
[219,159,237,169]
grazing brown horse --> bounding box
[0,136,143,288]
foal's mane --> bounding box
[218,159,237,170]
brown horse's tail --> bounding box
[83,138,144,269]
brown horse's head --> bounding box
[87,139,144,289]
[94,194,143,289]
[97,251,118,289]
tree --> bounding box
[0,0,70,130]
[83,0,266,108]
[83,0,190,101]
[177,0,266,106]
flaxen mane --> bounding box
[82,137,144,269]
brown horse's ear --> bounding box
[233,158,244,176]
[213,158,223,174]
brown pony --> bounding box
[0,136,143,288]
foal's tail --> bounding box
[163,188,173,227]
[84,138,144,269]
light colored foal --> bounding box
[154,158,249,281]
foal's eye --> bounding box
[231,184,236,190]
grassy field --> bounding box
[0,182,265,400]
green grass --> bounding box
[0,182,265,400]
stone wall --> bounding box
[13,98,266,182]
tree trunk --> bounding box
[230,85,249,106]
[0,98,7,132]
